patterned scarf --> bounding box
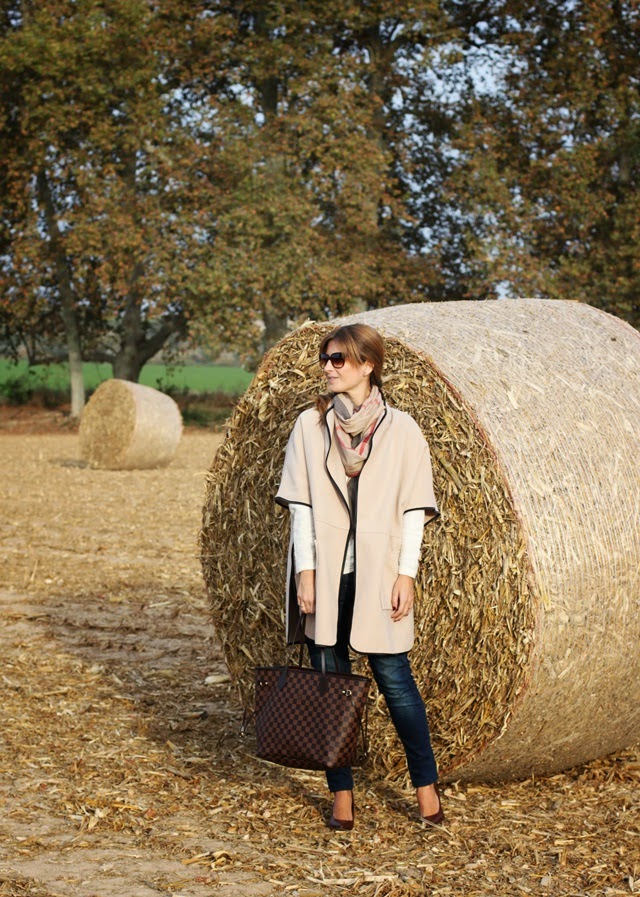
[333,385,384,478]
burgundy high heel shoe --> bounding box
[420,784,445,826]
[329,792,355,831]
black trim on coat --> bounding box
[404,505,441,520]
[286,542,305,645]
[275,497,312,509]
[322,404,354,584]
[323,399,389,649]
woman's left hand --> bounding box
[390,574,415,621]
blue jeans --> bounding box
[306,572,439,793]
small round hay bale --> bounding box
[200,299,640,781]
[79,379,182,470]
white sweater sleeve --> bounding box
[289,504,316,573]
[398,510,425,578]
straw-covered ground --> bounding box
[0,407,638,897]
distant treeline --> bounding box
[1,2,638,415]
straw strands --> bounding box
[200,299,640,781]
[1,423,638,896]
[79,379,182,469]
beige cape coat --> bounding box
[275,401,439,653]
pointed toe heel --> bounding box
[421,784,445,827]
[328,793,355,831]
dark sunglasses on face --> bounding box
[319,351,346,369]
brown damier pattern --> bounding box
[254,664,370,770]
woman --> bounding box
[275,323,443,830]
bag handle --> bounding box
[290,613,339,690]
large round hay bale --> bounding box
[79,379,182,470]
[200,299,640,782]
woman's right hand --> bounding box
[297,569,316,615]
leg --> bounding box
[368,652,441,817]
[306,573,355,812]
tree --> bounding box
[2,0,466,390]
[438,0,640,324]
[0,0,210,414]
[185,1,457,358]
[3,0,637,416]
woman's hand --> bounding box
[390,574,415,621]
[297,569,316,615]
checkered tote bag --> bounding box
[252,645,370,771]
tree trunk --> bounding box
[263,309,289,352]
[67,350,86,418]
[112,350,144,383]
[111,286,186,383]
[254,10,292,341]
[60,301,86,418]
[36,169,86,417]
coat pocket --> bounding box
[379,536,402,609]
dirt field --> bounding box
[0,408,638,897]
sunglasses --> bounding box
[319,351,346,369]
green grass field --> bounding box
[0,358,253,399]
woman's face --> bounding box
[322,339,373,397]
